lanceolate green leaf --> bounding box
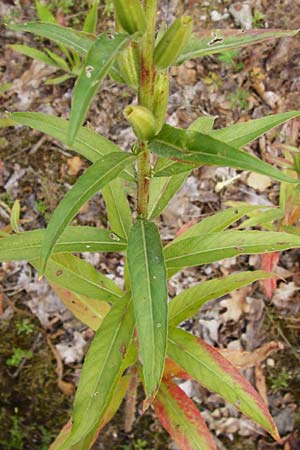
[68,32,130,143]
[189,115,216,133]
[11,112,135,181]
[102,178,132,240]
[40,152,135,273]
[211,111,300,148]
[0,226,126,262]
[149,125,298,184]
[9,44,61,68]
[83,0,100,34]
[177,28,300,65]
[56,296,135,450]
[32,253,123,302]
[168,327,280,441]
[127,219,168,398]
[9,22,95,55]
[165,230,300,276]
[169,270,273,326]
[154,379,216,450]
[148,172,187,219]
[169,204,262,245]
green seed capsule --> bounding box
[154,16,193,69]
[112,0,146,34]
[117,41,140,89]
[124,105,157,141]
[153,71,169,132]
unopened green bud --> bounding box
[153,71,169,132]
[118,41,140,89]
[154,16,193,69]
[113,0,146,35]
[124,105,157,141]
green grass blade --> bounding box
[149,125,299,184]
[0,226,127,262]
[40,152,135,273]
[83,0,99,33]
[177,29,300,64]
[9,22,95,55]
[55,296,135,449]
[9,44,61,68]
[102,178,132,240]
[168,328,280,441]
[68,32,130,143]
[127,220,168,399]
[169,270,273,326]
[148,173,187,219]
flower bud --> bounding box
[154,16,193,69]
[124,105,157,141]
[153,71,169,132]
[117,41,140,89]
[113,0,146,35]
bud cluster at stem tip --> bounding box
[154,16,193,69]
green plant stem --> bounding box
[136,0,157,218]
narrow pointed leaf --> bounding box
[211,111,300,148]
[164,230,300,276]
[11,112,135,181]
[168,327,280,441]
[45,49,69,71]
[154,379,216,450]
[169,270,273,326]
[148,172,187,219]
[102,178,132,240]
[189,115,216,133]
[35,0,56,23]
[10,199,21,233]
[68,32,130,143]
[56,296,135,450]
[0,226,126,262]
[9,22,95,55]
[32,253,123,302]
[45,74,74,85]
[9,44,61,68]
[83,0,99,34]
[50,284,110,330]
[177,29,300,64]
[239,207,282,229]
[127,219,168,398]
[149,125,298,184]
[169,204,262,245]
[40,152,135,273]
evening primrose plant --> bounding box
[2,1,300,448]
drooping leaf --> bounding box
[11,112,135,181]
[169,270,273,326]
[9,22,95,55]
[154,379,216,450]
[50,284,110,330]
[40,152,135,273]
[9,44,61,68]
[54,296,135,450]
[211,111,300,148]
[68,32,130,143]
[168,327,280,441]
[102,178,132,240]
[0,226,126,262]
[149,125,299,184]
[164,230,300,276]
[168,204,262,245]
[177,28,300,65]
[50,375,130,450]
[32,253,123,302]
[148,172,187,219]
[127,219,168,398]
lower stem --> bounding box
[137,144,150,218]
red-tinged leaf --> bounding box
[261,252,280,299]
[154,379,216,450]
[164,358,192,380]
[168,327,281,442]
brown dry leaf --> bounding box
[67,156,83,176]
[255,363,268,405]
[220,341,284,369]
[219,287,250,322]
[58,379,75,396]
[247,172,272,192]
[272,282,300,308]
